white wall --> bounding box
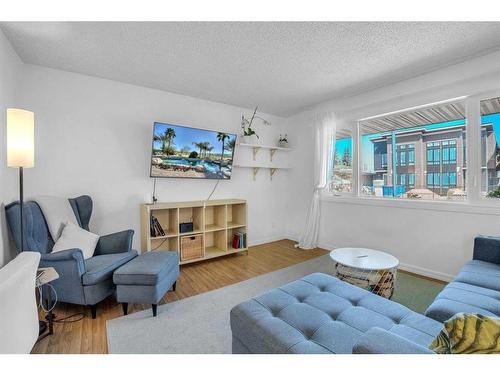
[11,64,289,253]
[6,28,500,280]
[0,31,22,267]
[286,50,500,281]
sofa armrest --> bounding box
[95,230,134,255]
[40,248,86,276]
[473,236,500,265]
[352,328,435,354]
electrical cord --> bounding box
[206,179,220,201]
[53,312,86,323]
[152,237,169,250]
[37,283,57,313]
[37,284,86,323]
[152,177,220,250]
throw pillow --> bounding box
[51,222,99,260]
[429,313,500,354]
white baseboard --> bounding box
[283,236,454,282]
[248,234,287,247]
[398,262,454,282]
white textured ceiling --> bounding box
[3,22,500,117]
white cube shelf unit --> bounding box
[140,199,248,265]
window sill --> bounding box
[321,193,500,216]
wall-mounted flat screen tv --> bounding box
[150,122,237,179]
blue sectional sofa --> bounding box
[230,236,500,354]
[425,235,500,322]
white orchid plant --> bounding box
[241,106,271,139]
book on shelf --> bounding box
[231,232,246,249]
[150,215,166,237]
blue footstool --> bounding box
[113,251,180,317]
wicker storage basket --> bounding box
[180,234,203,261]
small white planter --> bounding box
[278,140,289,148]
[242,135,258,144]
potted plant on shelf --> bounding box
[278,134,289,148]
[241,106,271,144]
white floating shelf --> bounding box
[233,164,290,169]
[237,143,292,151]
[235,143,292,181]
[237,143,292,162]
[233,164,290,181]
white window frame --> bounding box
[322,93,500,215]
[476,89,500,201]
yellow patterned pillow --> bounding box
[429,313,500,354]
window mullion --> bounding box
[352,121,360,197]
[465,96,481,203]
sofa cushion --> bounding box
[425,281,500,322]
[230,273,442,354]
[82,251,137,285]
[454,260,500,292]
[113,251,179,286]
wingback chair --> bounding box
[5,195,138,319]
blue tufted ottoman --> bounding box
[230,273,442,354]
[113,251,179,317]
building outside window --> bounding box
[359,100,470,200]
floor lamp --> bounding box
[6,108,35,253]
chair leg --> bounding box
[152,304,157,317]
[90,305,97,319]
[122,303,128,315]
[172,281,177,291]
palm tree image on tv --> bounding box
[151,122,237,179]
[154,127,177,155]
[217,132,229,163]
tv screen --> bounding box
[150,122,237,179]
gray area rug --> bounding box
[106,255,444,354]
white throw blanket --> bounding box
[32,196,79,241]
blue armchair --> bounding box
[5,195,138,319]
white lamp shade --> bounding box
[7,108,34,168]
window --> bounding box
[427,142,442,165]
[443,172,449,187]
[442,148,449,164]
[409,173,415,187]
[433,148,440,164]
[400,150,406,165]
[450,172,457,186]
[358,99,466,200]
[381,153,387,167]
[480,96,500,198]
[427,173,440,188]
[434,173,440,186]
[450,147,456,163]
[328,96,500,203]
[330,130,352,194]
[408,148,415,165]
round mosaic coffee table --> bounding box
[329,248,399,299]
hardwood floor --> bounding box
[32,239,328,354]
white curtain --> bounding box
[295,112,336,249]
